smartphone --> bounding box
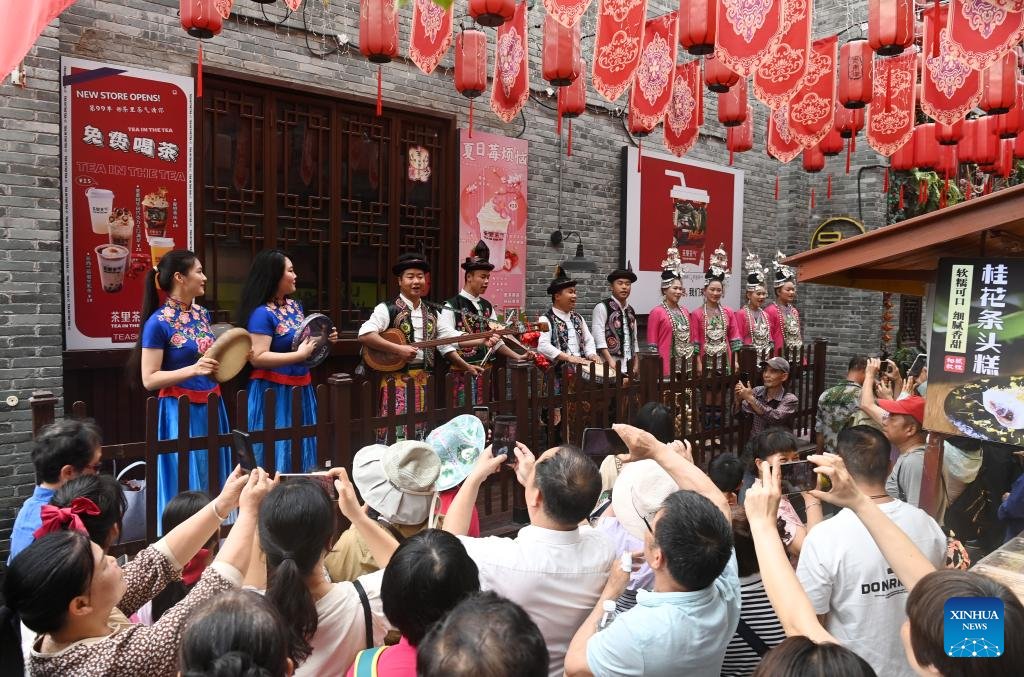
[738,371,751,386]
[492,415,518,460]
[473,406,490,427]
[581,428,629,457]
[909,353,927,378]
[277,473,339,500]
[230,429,255,471]
[779,460,819,494]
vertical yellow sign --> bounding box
[945,264,974,354]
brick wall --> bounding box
[0,0,897,557]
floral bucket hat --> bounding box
[425,414,487,491]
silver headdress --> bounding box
[772,250,796,288]
[704,243,730,285]
[744,252,767,291]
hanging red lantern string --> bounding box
[775,174,780,200]
[717,79,748,128]
[360,0,400,117]
[180,0,225,98]
[827,174,833,198]
[558,58,587,157]
[884,167,890,192]
[936,119,965,145]
[913,123,938,171]
[679,0,717,56]
[1015,125,1024,159]
[890,134,916,171]
[868,0,914,56]
[932,0,941,56]
[542,13,581,87]
[704,53,739,93]
[846,138,853,174]
[839,38,873,109]
[469,0,515,27]
[821,126,844,157]
[803,145,825,173]
[810,187,816,209]
[940,177,948,208]
[982,50,1018,115]
[995,79,1024,139]
[917,178,927,205]
[455,29,488,138]
[726,108,753,165]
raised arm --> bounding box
[332,468,401,567]
[858,358,888,426]
[441,445,506,536]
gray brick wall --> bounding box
[0,0,896,556]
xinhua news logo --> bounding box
[944,597,1004,658]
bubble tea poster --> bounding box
[457,130,528,313]
[61,57,194,350]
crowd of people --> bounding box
[4,393,1024,676]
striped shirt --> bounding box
[720,574,786,677]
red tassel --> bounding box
[918,179,927,205]
[933,0,942,57]
[941,177,949,207]
[376,66,382,117]
[845,138,852,174]
[197,43,203,99]
[885,65,892,110]
[774,174,780,200]
[827,174,833,199]
[898,184,905,209]
[851,134,856,153]
[966,180,973,200]
[984,177,992,195]
[568,120,573,157]
[729,148,734,166]
[468,100,474,139]
[557,111,563,137]
[883,167,890,193]
[637,139,642,173]
[810,187,816,209]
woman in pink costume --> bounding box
[646,269,695,376]
[732,252,774,361]
[764,251,803,359]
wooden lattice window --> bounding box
[196,74,456,334]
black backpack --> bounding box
[944,455,993,542]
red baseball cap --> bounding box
[877,396,925,425]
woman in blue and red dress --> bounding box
[237,249,336,473]
[133,250,231,526]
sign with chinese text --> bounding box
[926,258,1024,446]
[61,57,194,350]
[623,146,744,314]
[458,129,528,312]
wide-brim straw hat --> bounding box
[352,440,441,525]
[611,459,680,541]
[426,415,487,491]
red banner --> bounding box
[980,0,1024,11]
[61,57,194,350]
[947,0,1024,71]
[409,0,453,75]
[491,2,530,123]
[628,12,679,133]
[753,0,812,110]
[592,0,649,102]
[767,103,803,162]
[664,61,703,157]
[867,49,918,156]
[715,0,786,76]
[787,35,837,149]
[543,0,594,28]
[458,130,528,310]
[921,3,982,126]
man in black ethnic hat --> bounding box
[537,266,599,367]
[592,261,639,375]
[439,240,526,405]
[358,252,480,440]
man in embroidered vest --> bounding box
[359,252,475,441]
[439,240,526,406]
[592,262,639,376]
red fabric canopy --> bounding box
[753,0,812,110]
[410,0,453,75]
[663,60,703,156]
[0,0,77,78]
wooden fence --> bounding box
[29,339,828,545]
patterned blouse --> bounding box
[141,297,218,393]
[247,298,309,379]
[28,545,240,677]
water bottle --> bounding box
[597,600,618,631]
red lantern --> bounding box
[935,119,964,146]
[868,0,914,57]
[994,138,1015,177]
[821,127,844,156]
[717,78,747,127]
[180,0,223,39]
[705,53,739,93]
[360,0,400,116]
[803,145,825,173]
[958,118,981,163]
[838,38,873,109]
[974,115,1000,165]
[679,0,717,57]
[542,13,581,87]
[1014,127,1024,159]
[995,80,1024,139]
[455,29,488,137]
[469,0,515,28]
[936,144,958,179]
[558,59,587,156]
[913,123,938,171]
[890,135,915,171]
[981,50,1018,115]
[835,105,865,138]
[727,108,753,164]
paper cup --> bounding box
[95,244,129,293]
[86,188,114,235]
[149,237,175,268]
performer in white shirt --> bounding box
[358,252,482,440]
[591,262,639,375]
[438,240,526,405]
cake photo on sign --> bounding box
[944,376,1024,445]
[666,170,710,268]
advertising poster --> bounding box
[458,129,527,312]
[622,146,745,314]
[925,258,1024,446]
[61,57,194,350]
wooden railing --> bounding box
[29,340,828,546]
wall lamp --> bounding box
[549,230,597,273]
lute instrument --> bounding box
[363,321,549,372]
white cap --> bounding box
[603,600,617,612]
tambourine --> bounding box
[291,313,334,368]
[205,328,252,382]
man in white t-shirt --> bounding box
[442,442,614,677]
[796,425,946,677]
